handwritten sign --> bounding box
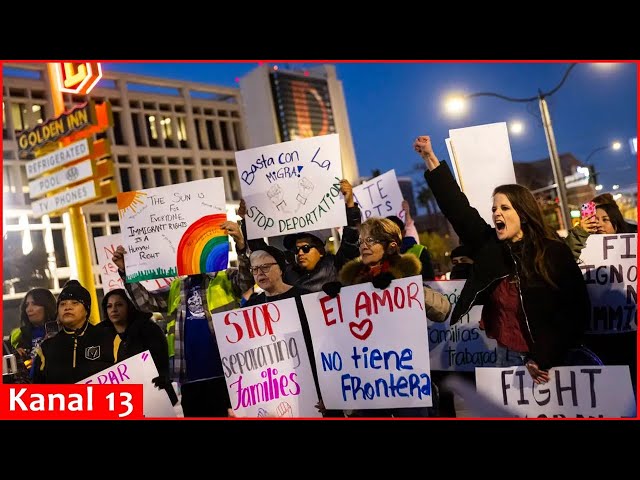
[475,365,636,418]
[425,280,497,371]
[212,298,321,418]
[78,350,177,418]
[353,169,405,222]
[117,178,228,283]
[301,275,433,410]
[578,234,637,334]
[235,134,347,240]
[93,234,175,292]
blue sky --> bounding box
[105,61,637,196]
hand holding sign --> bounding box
[220,221,245,252]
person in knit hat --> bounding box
[33,280,115,384]
[56,280,91,326]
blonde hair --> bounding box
[359,218,402,257]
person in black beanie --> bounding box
[33,280,115,384]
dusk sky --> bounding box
[105,61,638,200]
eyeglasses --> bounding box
[356,236,382,248]
[294,244,314,254]
[249,263,278,275]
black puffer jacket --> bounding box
[425,163,590,369]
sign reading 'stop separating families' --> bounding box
[476,365,636,418]
[425,280,497,371]
[235,134,347,240]
[352,169,405,222]
[578,234,637,334]
[212,298,321,418]
[117,178,228,283]
[301,276,433,410]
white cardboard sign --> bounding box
[235,134,347,240]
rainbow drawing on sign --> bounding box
[177,214,229,275]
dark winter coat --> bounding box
[33,321,115,384]
[425,163,590,369]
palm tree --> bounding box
[417,186,436,216]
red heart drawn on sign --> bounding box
[349,319,373,340]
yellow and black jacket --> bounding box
[33,321,115,384]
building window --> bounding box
[32,104,45,125]
[11,102,28,131]
[206,120,217,150]
[233,121,245,150]
[177,117,188,148]
[161,116,174,147]
[112,111,125,145]
[195,119,204,149]
[220,121,232,150]
[119,167,131,192]
[146,115,159,147]
[154,169,165,187]
[228,170,240,200]
[132,113,144,146]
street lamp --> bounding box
[585,141,622,185]
[444,63,578,231]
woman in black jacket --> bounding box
[100,289,170,381]
[414,135,590,384]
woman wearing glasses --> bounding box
[244,245,309,307]
[243,246,341,417]
[327,217,451,417]
[236,178,362,294]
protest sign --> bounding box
[117,178,228,282]
[212,297,321,418]
[79,350,177,418]
[447,123,516,226]
[352,169,405,222]
[94,234,175,292]
[235,134,347,240]
[578,233,637,334]
[476,365,636,418]
[425,280,497,371]
[301,275,433,410]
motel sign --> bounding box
[54,62,103,95]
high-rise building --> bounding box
[239,64,359,184]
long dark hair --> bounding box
[101,289,152,325]
[493,184,561,288]
[19,288,57,328]
[595,202,631,233]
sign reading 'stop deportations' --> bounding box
[235,134,347,240]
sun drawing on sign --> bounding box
[117,191,147,218]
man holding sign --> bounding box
[112,220,255,417]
